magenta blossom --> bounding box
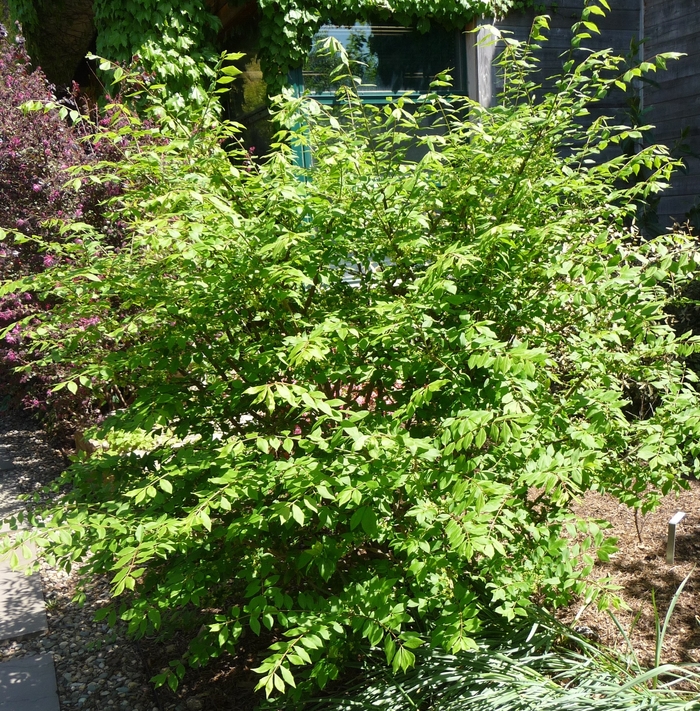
[78,316,100,330]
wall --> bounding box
[468,0,641,107]
[469,0,700,232]
[644,0,700,229]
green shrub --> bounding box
[3,13,700,701]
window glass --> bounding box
[303,23,463,96]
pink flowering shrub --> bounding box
[0,29,82,272]
[0,23,125,439]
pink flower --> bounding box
[42,254,56,268]
[77,316,100,330]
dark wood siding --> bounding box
[471,0,700,230]
[644,0,700,228]
[473,0,640,108]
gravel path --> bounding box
[0,411,160,711]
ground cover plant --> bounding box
[306,610,700,710]
[3,6,700,704]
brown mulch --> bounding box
[139,625,264,711]
[561,479,700,667]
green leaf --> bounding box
[148,608,162,628]
[160,479,173,494]
[199,510,212,531]
[384,636,396,665]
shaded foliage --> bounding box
[305,611,700,710]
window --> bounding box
[297,22,468,102]
[226,19,470,162]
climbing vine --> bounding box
[8,0,219,111]
[256,0,527,90]
[5,0,38,52]
[8,0,532,101]
[92,0,219,112]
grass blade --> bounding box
[658,565,696,668]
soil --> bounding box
[139,630,263,711]
[562,480,700,667]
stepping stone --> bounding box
[0,466,31,529]
[0,654,60,711]
[0,505,26,526]
[0,543,47,640]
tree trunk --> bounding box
[11,0,95,88]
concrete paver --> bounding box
[0,431,58,710]
[0,537,47,641]
[0,566,47,641]
[0,654,60,711]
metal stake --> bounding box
[666,511,686,565]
